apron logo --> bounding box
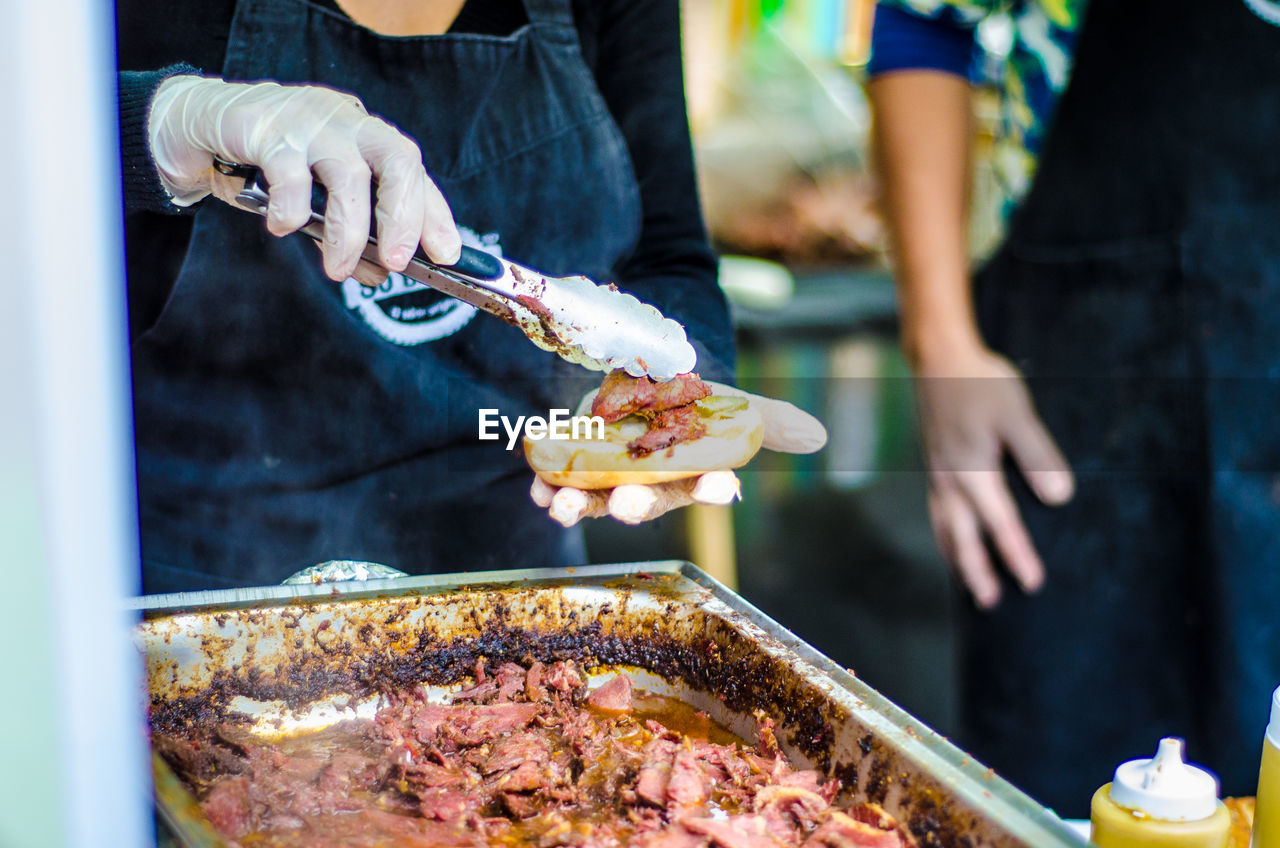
[340,227,500,346]
[1244,0,1280,27]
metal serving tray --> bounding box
[132,561,1085,848]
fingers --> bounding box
[360,126,427,271]
[259,148,314,237]
[691,470,741,505]
[538,479,704,526]
[909,353,1067,605]
[540,481,650,527]
[358,119,460,266]
[930,486,1003,609]
[534,473,736,528]
[608,473,744,523]
[609,480,697,524]
[312,154,373,280]
[530,476,556,508]
[548,487,610,527]
[1002,413,1075,506]
[549,487,590,526]
[186,79,460,275]
[929,468,1047,609]
[755,396,828,454]
[962,472,1045,595]
[699,384,826,454]
[418,172,462,264]
[609,485,661,524]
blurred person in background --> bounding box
[116,0,822,593]
[869,0,1280,815]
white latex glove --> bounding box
[148,75,461,280]
[530,382,827,526]
[914,346,1074,608]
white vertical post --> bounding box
[0,0,150,844]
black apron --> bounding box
[969,0,1280,814]
[131,0,641,592]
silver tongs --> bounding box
[211,160,697,381]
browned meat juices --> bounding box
[155,660,913,848]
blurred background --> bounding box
[587,0,1013,737]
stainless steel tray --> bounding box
[133,561,1085,848]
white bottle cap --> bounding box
[1109,738,1220,821]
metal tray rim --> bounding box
[129,561,690,613]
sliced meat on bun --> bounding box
[525,371,764,490]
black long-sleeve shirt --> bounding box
[115,0,734,379]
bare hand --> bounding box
[531,383,827,526]
[915,348,1074,608]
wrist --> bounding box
[900,321,987,373]
[148,75,220,206]
[892,263,984,371]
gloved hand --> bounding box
[148,75,461,281]
[530,383,827,526]
[914,345,1074,608]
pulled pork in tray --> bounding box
[155,660,914,848]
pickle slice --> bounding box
[695,396,749,419]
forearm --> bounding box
[869,70,982,370]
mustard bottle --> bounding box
[1090,738,1230,848]
[1251,685,1280,848]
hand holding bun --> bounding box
[526,373,826,526]
[524,379,765,489]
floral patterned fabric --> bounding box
[871,0,1085,214]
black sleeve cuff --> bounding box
[118,63,201,214]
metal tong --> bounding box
[212,160,697,381]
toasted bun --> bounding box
[524,396,764,489]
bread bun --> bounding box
[525,395,764,489]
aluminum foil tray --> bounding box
[131,561,1085,848]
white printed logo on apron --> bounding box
[341,227,500,346]
[1244,0,1280,26]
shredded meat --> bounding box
[683,814,779,848]
[803,809,908,848]
[199,776,253,839]
[155,660,914,848]
[588,369,715,456]
[586,674,633,711]
[591,370,712,422]
[628,404,708,457]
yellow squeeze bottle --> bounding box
[1090,738,1230,848]
[1251,685,1280,848]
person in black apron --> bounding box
[115,0,744,592]
[876,0,1280,816]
